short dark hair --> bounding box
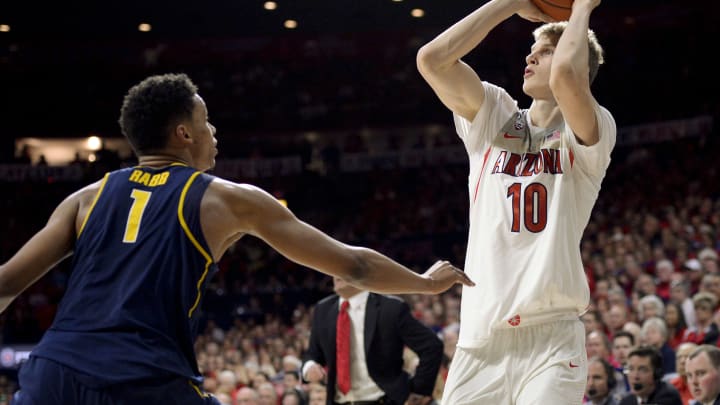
[613,330,635,346]
[589,356,617,390]
[628,345,663,380]
[118,73,198,155]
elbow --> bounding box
[416,44,447,76]
[416,45,434,76]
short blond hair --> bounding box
[533,22,604,83]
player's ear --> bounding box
[172,124,193,145]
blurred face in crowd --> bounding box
[607,305,627,331]
[257,383,277,405]
[656,262,674,283]
[582,312,602,334]
[586,361,611,402]
[643,325,665,349]
[236,387,259,405]
[586,331,609,360]
[282,394,301,405]
[636,274,656,296]
[676,343,698,378]
[695,301,715,324]
[608,290,627,308]
[664,303,680,329]
[283,371,300,390]
[641,300,663,321]
[686,352,720,403]
[626,355,657,398]
[702,257,719,273]
[701,275,720,299]
[670,282,689,304]
[308,383,327,405]
[612,336,633,366]
[595,279,610,299]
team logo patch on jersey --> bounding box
[508,314,521,327]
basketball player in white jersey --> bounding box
[416,0,614,403]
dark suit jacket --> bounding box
[305,293,442,405]
[618,381,683,405]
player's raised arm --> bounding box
[416,0,552,121]
[549,0,603,145]
[208,179,473,295]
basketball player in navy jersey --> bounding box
[0,73,473,405]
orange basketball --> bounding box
[531,0,573,21]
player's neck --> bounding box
[528,100,562,129]
[137,153,191,168]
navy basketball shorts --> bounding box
[14,356,221,405]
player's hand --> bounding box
[421,260,474,294]
[515,0,555,23]
[305,364,326,383]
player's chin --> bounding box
[521,82,532,97]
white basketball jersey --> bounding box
[454,82,616,348]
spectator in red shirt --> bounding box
[669,342,697,405]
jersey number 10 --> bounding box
[507,183,547,233]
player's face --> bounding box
[522,35,555,100]
[686,352,720,403]
[188,94,218,171]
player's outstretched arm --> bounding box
[0,192,80,313]
[211,180,473,295]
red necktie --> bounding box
[336,300,351,395]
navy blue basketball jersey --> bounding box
[31,164,218,386]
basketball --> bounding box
[531,0,573,21]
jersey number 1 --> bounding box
[123,189,152,243]
[507,183,547,233]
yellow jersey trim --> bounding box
[188,380,210,398]
[178,171,214,318]
[77,173,110,238]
